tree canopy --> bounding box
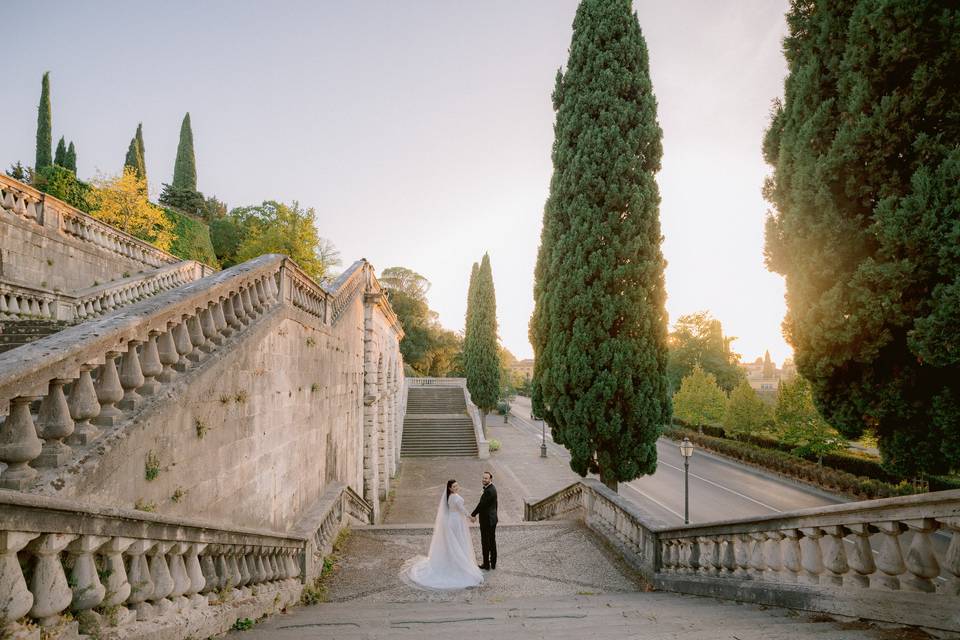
[530,0,670,489]
[465,254,500,422]
[35,72,52,170]
[763,0,960,476]
[673,364,728,428]
[667,311,745,393]
[89,168,173,250]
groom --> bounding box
[471,471,498,570]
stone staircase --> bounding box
[233,523,903,640]
[401,386,478,457]
[0,318,72,353]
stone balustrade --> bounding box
[462,384,490,459]
[0,281,60,321]
[0,484,366,638]
[0,256,284,489]
[286,261,328,323]
[290,482,373,582]
[71,261,209,322]
[325,261,367,324]
[525,480,960,633]
[1,174,180,271]
[406,377,467,387]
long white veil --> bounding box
[425,486,451,560]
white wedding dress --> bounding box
[401,491,484,590]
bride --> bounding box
[401,479,484,589]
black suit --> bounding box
[471,483,498,568]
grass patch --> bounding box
[144,450,161,481]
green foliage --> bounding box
[530,0,670,488]
[159,183,205,216]
[667,311,745,393]
[65,141,76,172]
[36,72,52,170]
[164,207,218,266]
[763,1,960,476]
[32,165,93,212]
[775,377,846,464]
[172,112,197,191]
[144,450,160,481]
[465,254,500,416]
[230,201,339,280]
[231,618,254,631]
[124,123,147,188]
[54,137,67,167]
[210,215,245,267]
[6,162,28,181]
[380,266,462,376]
[673,365,728,427]
[488,438,502,452]
[723,380,772,439]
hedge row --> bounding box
[662,425,918,500]
[164,207,219,267]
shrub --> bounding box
[488,438,501,452]
[164,207,218,266]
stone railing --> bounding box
[0,261,208,323]
[1,173,180,270]
[290,482,373,581]
[0,483,366,638]
[462,384,490,459]
[0,255,284,489]
[526,480,960,633]
[324,260,366,324]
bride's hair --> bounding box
[445,479,456,501]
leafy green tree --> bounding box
[54,137,67,167]
[65,141,76,173]
[667,311,745,393]
[724,380,772,439]
[673,365,728,428]
[6,162,28,181]
[380,267,462,376]
[172,112,197,191]
[159,184,205,215]
[530,0,670,489]
[88,168,174,250]
[775,377,845,465]
[763,1,960,476]
[210,216,245,267]
[231,201,338,280]
[36,72,52,170]
[465,254,500,432]
[32,165,92,212]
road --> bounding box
[508,396,842,527]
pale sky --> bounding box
[3,1,793,365]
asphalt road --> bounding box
[508,396,843,526]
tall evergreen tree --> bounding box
[65,141,77,173]
[124,123,147,186]
[763,1,960,476]
[463,262,480,364]
[54,137,67,167]
[171,112,197,191]
[35,72,52,170]
[530,0,670,490]
[465,254,500,433]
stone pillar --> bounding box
[376,354,388,501]
[362,292,381,522]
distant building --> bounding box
[510,359,535,382]
[740,351,796,397]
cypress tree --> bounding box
[65,141,77,173]
[465,254,500,433]
[463,262,480,361]
[124,123,147,188]
[135,123,147,188]
[54,137,67,167]
[36,72,52,170]
[530,0,670,490]
[171,112,197,191]
[763,1,960,477]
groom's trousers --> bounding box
[480,522,497,568]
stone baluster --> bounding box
[781,530,802,583]
[217,297,235,338]
[147,541,175,614]
[185,543,208,607]
[0,531,40,626]
[687,538,701,575]
[99,537,136,625]
[659,541,673,573]
[241,287,256,320]
[201,304,221,348]
[230,291,247,327]
[157,323,179,383]
[942,518,960,596]
[288,550,302,581]
[819,525,849,586]
[35,378,76,467]
[126,539,156,620]
[254,550,268,584]
[250,281,264,313]
[67,535,109,614]
[872,521,907,590]
[748,532,767,580]
[118,341,145,410]
[66,364,101,445]
[237,547,252,593]
[698,537,718,576]
[140,332,164,395]
[719,535,736,575]
[798,527,825,585]
[213,548,231,595]
[94,353,124,426]
[28,533,77,626]
[167,543,192,610]
[187,312,209,361]
[200,548,219,600]
[173,318,194,372]
[844,524,876,588]
[212,299,230,341]
[734,534,751,578]
[901,518,941,593]
[0,396,43,489]
[764,531,785,582]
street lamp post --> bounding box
[539,416,547,458]
[679,437,694,524]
